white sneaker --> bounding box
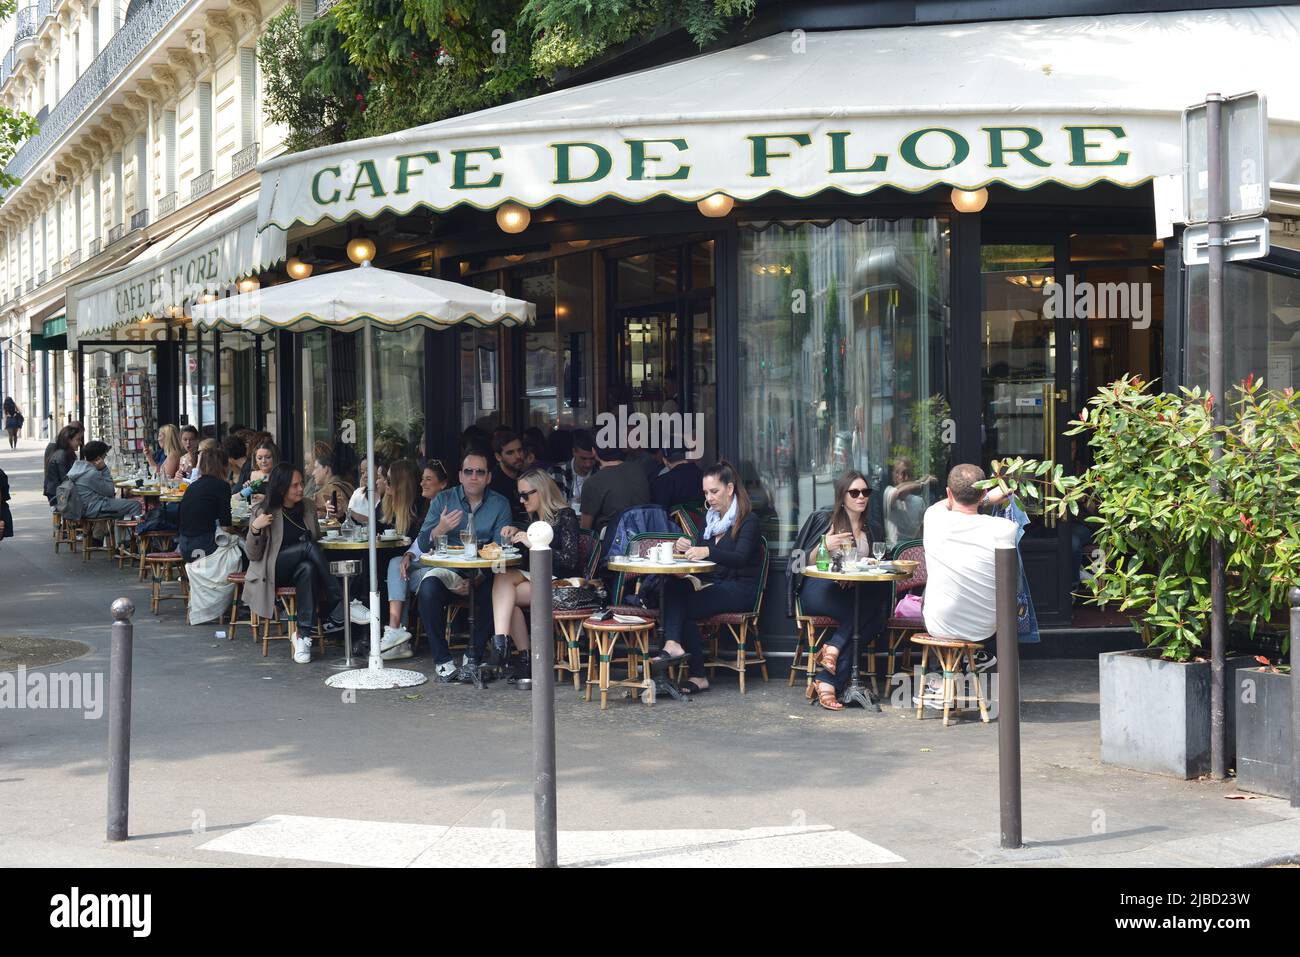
[379,625,411,652]
[381,640,414,660]
[292,634,312,664]
[349,600,372,625]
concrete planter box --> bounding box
[1100,649,1252,779]
[1235,668,1293,798]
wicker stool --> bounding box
[582,617,654,710]
[259,587,300,656]
[76,519,114,562]
[115,520,142,569]
[553,608,592,693]
[909,634,990,727]
[137,530,176,581]
[226,571,247,639]
[146,551,188,614]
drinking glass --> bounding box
[460,529,473,549]
[437,534,449,555]
[872,542,887,562]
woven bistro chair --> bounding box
[700,537,771,693]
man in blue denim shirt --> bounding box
[416,449,511,687]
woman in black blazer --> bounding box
[650,461,762,694]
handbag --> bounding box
[552,578,605,611]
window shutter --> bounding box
[92,4,100,55]
[92,169,101,241]
[239,48,256,150]
[135,133,147,211]
[55,197,62,262]
[40,211,47,270]
[298,0,315,27]
[73,183,82,254]
[165,110,176,195]
[112,150,123,226]
[198,81,212,174]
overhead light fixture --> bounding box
[237,276,260,294]
[286,246,313,280]
[697,193,734,217]
[567,239,590,248]
[496,203,530,234]
[504,253,525,263]
[458,261,470,276]
[200,292,217,304]
[556,304,569,317]
[950,187,989,213]
[347,236,376,265]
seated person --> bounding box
[579,444,649,536]
[347,459,388,524]
[383,461,447,652]
[312,445,356,518]
[790,471,892,711]
[177,447,232,559]
[244,463,345,662]
[883,456,932,546]
[240,440,278,503]
[177,425,200,477]
[920,463,1015,677]
[490,469,582,682]
[157,424,184,480]
[67,441,143,542]
[44,424,83,505]
[414,449,511,687]
[650,446,704,511]
[222,436,248,487]
[550,428,598,509]
[649,461,762,695]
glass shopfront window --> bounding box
[738,217,951,556]
[354,326,425,462]
[83,346,159,471]
[1185,260,1300,392]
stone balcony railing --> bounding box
[232,142,259,179]
[107,222,124,244]
[130,208,149,231]
[190,169,214,201]
[158,191,177,217]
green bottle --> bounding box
[815,534,831,572]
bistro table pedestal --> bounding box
[420,548,521,679]
[801,565,907,713]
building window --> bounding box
[353,327,425,462]
[1185,259,1300,391]
[92,3,101,55]
[737,217,952,556]
[197,81,213,175]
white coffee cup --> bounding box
[325,529,340,539]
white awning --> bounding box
[68,194,287,343]
[257,6,1300,232]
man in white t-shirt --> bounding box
[921,464,1018,666]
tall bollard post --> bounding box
[995,547,1022,849]
[106,597,135,842]
[1290,588,1300,809]
[527,522,558,868]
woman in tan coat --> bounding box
[245,462,345,661]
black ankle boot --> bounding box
[507,650,532,684]
[488,633,510,668]
[459,657,485,690]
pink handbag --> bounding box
[893,591,923,619]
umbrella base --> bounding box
[325,667,428,690]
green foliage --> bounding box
[340,399,426,462]
[259,0,755,151]
[983,376,1300,663]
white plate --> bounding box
[612,614,647,624]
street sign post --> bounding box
[1183,92,1268,224]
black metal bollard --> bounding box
[106,597,135,842]
[995,547,1022,849]
[1290,588,1300,809]
[528,528,558,868]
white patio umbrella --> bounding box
[193,262,535,689]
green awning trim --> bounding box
[31,332,67,351]
[42,314,66,337]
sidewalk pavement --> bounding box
[2,436,1298,868]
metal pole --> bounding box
[1291,588,1300,808]
[106,597,135,842]
[528,529,557,868]
[995,546,1022,849]
[363,309,381,671]
[1206,92,1228,781]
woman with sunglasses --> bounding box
[489,469,581,682]
[792,470,890,710]
[380,460,448,651]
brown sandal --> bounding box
[816,644,840,676]
[806,680,844,711]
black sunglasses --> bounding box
[518,488,537,502]
[461,467,489,477]
[846,488,869,499]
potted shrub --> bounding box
[988,376,1300,778]
[1236,654,1293,797]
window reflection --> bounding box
[738,218,951,555]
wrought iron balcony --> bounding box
[0,49,14,88]
[66,248,80,269]
[190,169,213,201]
[158,191,177,217]
[36,268,45,286]
[130,208,148,230]
[37,0,54,23]
[51,259,61,278]
[89,237,101,257]
[5,0,188,181]
[232,142,259,179]
[316,0,339,13]
[14,6,38,44]
[107,222,124,244]
[25,277,34,292]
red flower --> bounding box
[1240,513,1254,531]
[355,92,365,102]
[1245,372,1255,389]
[1206,393,1215,411]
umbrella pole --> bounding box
[364,320,382,671]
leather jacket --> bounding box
[786,507,833,617]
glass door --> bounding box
[980,241,1073,619]
[613,306,680,416]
